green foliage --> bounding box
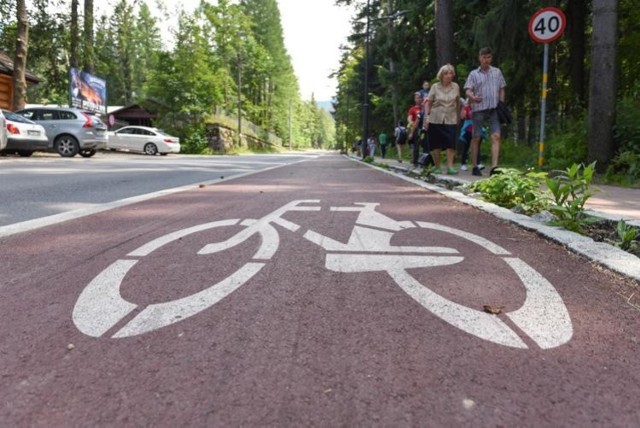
[0,0,336,151]
[544,115,589,171]
[418,165,435,178]
[496,139,537,169]
[545,162,597,232]
[363,156,374,163]
[180,125,209,154]
[614,219,639,251]
[613,93,640,154]
[605,151,640,186]
[466,168,549,215]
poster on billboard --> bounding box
[69,67,107,114]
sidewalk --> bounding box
[365,154,640,224]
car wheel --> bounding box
[54,135,80,157]
[79,149,97,158]
[18,150,33,157]
[144,143,158,155]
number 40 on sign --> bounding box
[529,7,566,44]
[528,7,566,167]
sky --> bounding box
[276,0,354,102]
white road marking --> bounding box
[389,267,529,349]
[503,257,573,349]
[73,259,139,337]
[128,219,240,257]
[304,226,458,253]
[112,263,265,338]
[73,200,573,348]
[325,254,464,272]
[416,221,512,255]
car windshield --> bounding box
[153,129,171,136]
[2,110,35,124]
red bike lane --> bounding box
[1,154,639,426]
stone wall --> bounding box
[205,123,279,152]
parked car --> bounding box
[0,109,7,152]
[14,107,108,157]
[1,110,48,157]
[107,126,180,155]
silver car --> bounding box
[1,109,48,157]
[15,107,108,157]
[0,109,7,152]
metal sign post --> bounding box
[528,7,566,167]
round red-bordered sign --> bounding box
[528,7,566,44]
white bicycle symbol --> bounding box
[73,200,573,349]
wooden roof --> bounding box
[109,104,157,120]
[0,50,40,83]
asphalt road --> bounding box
[1,153,639,426]
[0,151,316,227]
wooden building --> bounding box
[0,50,40,110]
[109,103,158,127]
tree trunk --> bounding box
[70,0,79,68]
[587,0,618,172]
[83,0,94,73]
[12,0,29,111]
[566,0,587,107]
[386,0,399,126]
[434,0,454,67]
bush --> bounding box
[546,162,597,233]
[497,139,537,169]
[605,151,640,186]
[466,168,549,215]
[180,125,209,154]
[544,115,588,171]
[614,96,640,154]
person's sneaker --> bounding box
[490,166,503,176]
[447,167,458,175]
[398,159,403,163]
[432,167,442,174]
[460,164,468,171]
[477,163,485,170]
[472,166,482,176]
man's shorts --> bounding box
[471,109,501,138]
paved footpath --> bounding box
[368,154,640,222]
[1,154,639,426]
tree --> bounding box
[132,3,161,97]
[70,0,79,68]
[587,0,618,171]
[240,0,299,136]
[434,0,453,67]
[83,0,94,73]
[12,0,28,110]
[111,0,136,103]
[566,0,588,106]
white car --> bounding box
[107,126,180,155]
[1,109,48,157]
[0,109,7,152]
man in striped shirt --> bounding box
[464,47,506,176]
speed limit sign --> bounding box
[529,7,566,44]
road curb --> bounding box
[348,155,640,283]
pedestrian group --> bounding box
[368,47,507,177]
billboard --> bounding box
[69,67,107,114]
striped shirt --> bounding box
[464,65,506,112]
